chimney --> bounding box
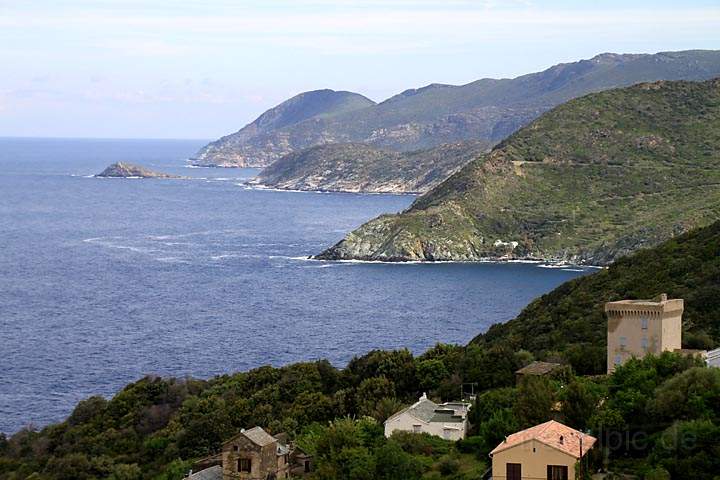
[660,293,667,302]
[559,435,564,445]
[421,392,427,400]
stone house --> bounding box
[186,426,308,480]
[490,420,596,480]
[605,294,683,373]
[383,393,471,441]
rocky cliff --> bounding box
[194,50,720,168]
[191,89,376,167]
[315,78,720,265]
[254,141,490,193]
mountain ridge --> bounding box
[191,89,375,167]
[315,78,720,265]
[193,50,720,168]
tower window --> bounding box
[619,336,627,348]
[642,337,648,351]
[641,317,648,330]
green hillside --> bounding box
[317,78,720,265]
[475,219,720,372]
[255,141,489,193]
[194,50,720,167]
[2,222,719,479]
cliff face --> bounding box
[316,79,720,265]
[254,141,490,194]
[96,162,179,178]
[191,89,376,167]
[194,50,720,168]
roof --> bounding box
[490,420,596,459]
[224,426,277,448]
[430,409,466,423]
[242,426,277,447]
[605,294,683,313]
[515,361,563,376]
[388,397,441,424]
[386,396,468,425]
[185,465,222,480]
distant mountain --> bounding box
[191,89,376,167]
[316,78,720,265]
[193,50,720,167]
[95,162,179,178]
[253,141,490,194]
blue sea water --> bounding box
[0,138,588,434]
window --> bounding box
[238,458,251,473]
[547,465,568,480]
[619,336,627,348]
[614,355,622,366]
[233,445,239,452]
[507,463,521,480]
[413,425,422,433]
[641,317,648,330]
[642,336,648,351]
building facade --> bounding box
[490,420,596,480]
[186,427,297,480]
[605,294,683,373]
[384,393,470,441]
[221,427,291,480]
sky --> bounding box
[1,0,719,139]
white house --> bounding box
[383,393,470,441]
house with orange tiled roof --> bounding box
[489,420,595,480]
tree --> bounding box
[356,377,396,417]
[373,441,424,480]
[44,453,93,480]
[649,367,720,422]
[476,409,519,455]
[371,397,404,423]
[561,378,604,430]
[416,359,449,393]
[470,387,516,427]
[514,376,555,428]
[108,463,142,480]
[649,420,720,480]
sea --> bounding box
[0,137,589,434]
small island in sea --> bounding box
[95,162,181,179]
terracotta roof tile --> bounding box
[490,420,596,459]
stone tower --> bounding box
[605,294,683,373]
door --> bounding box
[507,463,521,480]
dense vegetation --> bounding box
[475,219,720,372]
[255,141,489,194]
[195,50,720,167]
[318,78,720,265]
[2,221,719,479]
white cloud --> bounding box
[1,4,719,57]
